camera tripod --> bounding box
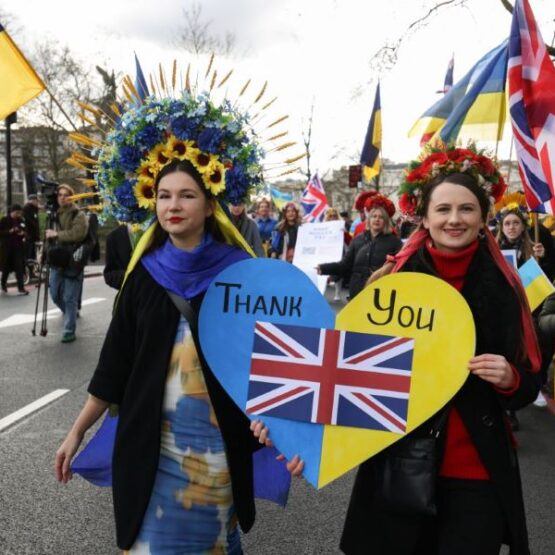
[31,212,56,337]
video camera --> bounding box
[36,175,59,213]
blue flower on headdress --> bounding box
[114,179,139,209]
[118,144,144,172]
[197,127,224,154]
[136,124,164,150]
[225,163,250,204]
[171,115,201,140]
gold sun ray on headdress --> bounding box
[66,56,305,236]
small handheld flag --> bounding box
[518,257,555,311]
[301,174,329,223]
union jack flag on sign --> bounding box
[508,0,555,213]
[246,322,415,433]
[301,174,329,223]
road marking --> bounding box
[0,389,70,432]
[0,297,106,329]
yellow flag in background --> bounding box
[0,23,45,120]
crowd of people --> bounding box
[0,77,546,555]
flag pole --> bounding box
[494,86,507,159]
[44,86,80,133]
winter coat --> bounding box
[340,242,540,555]
[231,212,265,257]
[319,230,402,299]
[55,204,88,244]
[103,225,132,290]
[0,215,27,272]
[88,263,261,549]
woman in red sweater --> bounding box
[340,144,541,555]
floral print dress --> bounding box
[126,316,241,554]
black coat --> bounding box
[103,225,132,290]
[340,242,540,555]
[88,263,260,549]
[319,231,402,298]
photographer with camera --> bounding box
[0,204,29,295]
[45,184,88,343]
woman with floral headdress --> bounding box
[54,86,270,553]
[340,144,541,555]
[317,193,402,300]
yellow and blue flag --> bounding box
[518,257,555,311]
[0,23,45,120]
[360,83,381,182]
[409,41,508,145]
[270,186,294,211]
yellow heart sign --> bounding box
[318,272,475,488]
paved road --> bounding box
[0,277,554,554]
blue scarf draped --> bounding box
[141,233,250,299]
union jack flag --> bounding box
[301,173,329,223]
[508,0,555,213]
[246,322,415,433]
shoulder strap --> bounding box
[166,290,198,332]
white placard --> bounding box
[501,249,518,269]
[292,220,345,293]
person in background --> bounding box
[0,204,29,295]
[495,195,553,414]
[324,207,350,302]
[45,184,88,343]
[339,143,541,555]
[351,190,378,237]
[255,198,277,256]
[317,194,402,300]
[103,224,134,290]
[22,194,40,262]
[270,202,302,262]
[229,202,265,257]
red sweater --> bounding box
[425,239,491,480]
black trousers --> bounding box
[414,478,506,555]
[1,250,25,290]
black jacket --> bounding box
[103,225,132,290]
[319,231,402,298]
[340,242,540,555]
[88,263,260,549]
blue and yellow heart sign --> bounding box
[199,259,475,488]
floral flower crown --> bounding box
[67,59,304,227]
[365,193,395,218]
[494,192,528,222]
[398,142,507,216]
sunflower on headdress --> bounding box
[134,180,156,210]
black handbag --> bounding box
[376,406,450,517]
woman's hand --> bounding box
[533,242,545,258]
[468,354,516,390]
[250,419,304,477]
[54,429,84,484]
[250,419,273,447]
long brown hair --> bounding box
[496,210,533,262]
[144,160,225,255]
[276,202,302,233]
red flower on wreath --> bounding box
[399,192,418,216]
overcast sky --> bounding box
[2,0,553,179]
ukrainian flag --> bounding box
[0,23,45,120]
[518,258,555,311]
[270,187,294,211]
[409,41,508,145]
[360,83,381,182]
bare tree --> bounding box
[360,0,554,88]
[175,2,235,56]
[19,40,115,183]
